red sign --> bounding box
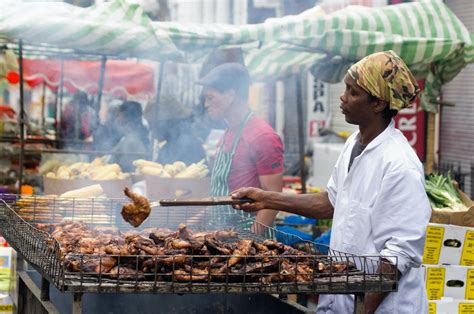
[393,81,426,161]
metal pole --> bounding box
[41,83,46,130]
[18,39,26,194]
[55,58,65,148]
[296,75,306,194]
[40,277,50,301]
[154,61,165,125]
[353,293,366,314]
[72,293,83,314]
[96,55,107,113]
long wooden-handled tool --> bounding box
[153,196,254,207]
[122,187,253,228]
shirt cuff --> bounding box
[379,248,419,275]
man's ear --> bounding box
[373,99,388,114]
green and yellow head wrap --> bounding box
[348,50,420,111]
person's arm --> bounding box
[232,187,334,219]
[255,172,282,226]
[364,260,401,313]
[368,168,431,312]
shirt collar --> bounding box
[353,119,395,152]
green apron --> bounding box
[210,111,254,228]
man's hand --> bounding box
[364,259,401,313]
[232,189,334,219]
[231,187,268,212]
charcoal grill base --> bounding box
[19,267,312,314]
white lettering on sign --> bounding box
[307,73,329,138]
[398,116,416,131]
[397,116,417,145]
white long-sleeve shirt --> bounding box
[317,121,431,314]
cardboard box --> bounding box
[0,295,13,313]
[428,299,474,314]
[422,223,474,266]
[43,176,133,198]
[0,248,16,297]
[144,175,210,200]
[430,189,474,228]
[424,265,474,301]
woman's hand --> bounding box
[231,187,267,212]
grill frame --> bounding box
[0,195,398,295]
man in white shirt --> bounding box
[232,51,431,313]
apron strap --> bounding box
[227,111,253,156]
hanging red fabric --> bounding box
[5,59,155,98]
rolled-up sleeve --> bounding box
[370,168,431,275]
[326,173,337,208]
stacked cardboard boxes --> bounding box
[423,223,474,313]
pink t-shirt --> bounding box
[219,115,284,192]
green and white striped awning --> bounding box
[0,0,182,60]
[0,0,472,112]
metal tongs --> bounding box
[152,196,254,207]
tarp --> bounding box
[0,0,182,61]
[150,1,473,111]
[6,59,155,98]
[0,0,472,111]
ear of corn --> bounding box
[135,159,209,179]
[60,184,104,198]
[44,158,126,181]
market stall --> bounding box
[0,0,473,313]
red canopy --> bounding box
[6,59,155,98]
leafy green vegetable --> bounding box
[425,172,467,211]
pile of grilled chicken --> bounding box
[37,221,356,283]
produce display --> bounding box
[425,173,468,211]
[36,221,356,283]
[44,157,129,180]
[134,159,208,178]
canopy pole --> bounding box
[18,39,25,194]
[40,83,46,131]
[296,75,306,194]
[154,62,165,124]
[96,56,107,113]
[55,58,65,148]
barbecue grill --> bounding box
[0,195,398,314]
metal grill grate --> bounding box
[0,195,398,294]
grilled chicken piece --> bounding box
[126,235,162,255]
[121,187,151,227]
[204,238,232,255]
[232,259,279,274]
[104,244,133,256]
[171,239,193,250]
[66,255,117,273]
[226,239,253,267]
[160,255,190,267]
[191,230,239,241]
[173,269,208,282]
[149,229,178,245]
[108,266,144,280]
[178,224,191,240]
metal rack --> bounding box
[0,195,398,314]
